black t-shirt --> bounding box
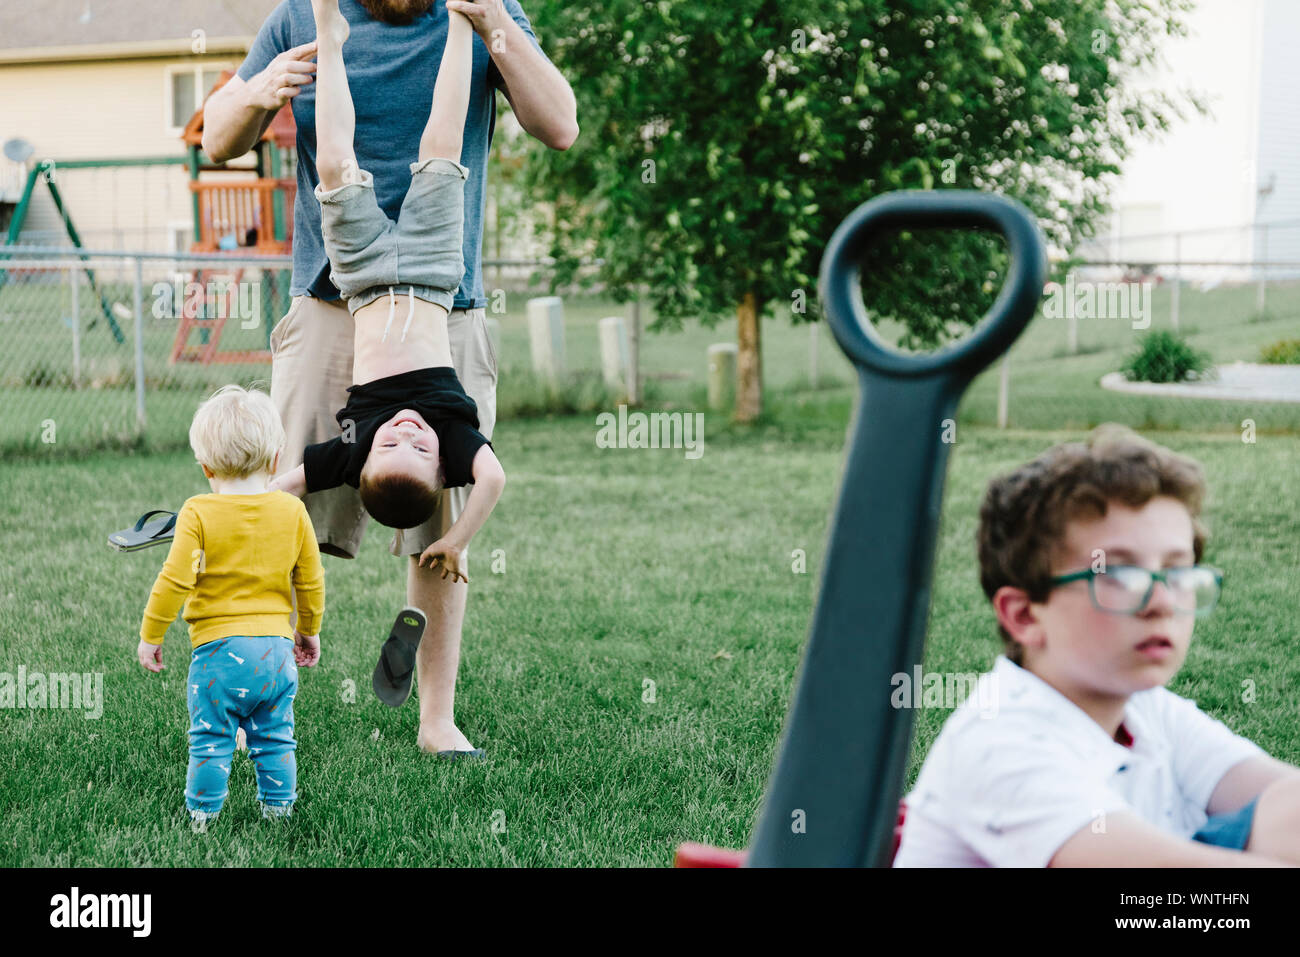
[302,368,492,493]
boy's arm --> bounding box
[292,507,326,637]
[270,463,308,498]
[139,503,203,645]
[1208,755,1300,817]
[300,438,349,493]
[440,444,505,550]
[1050,812,1291,867]
[424,9,475,161]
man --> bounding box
[202,0,577,755]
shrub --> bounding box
[1260,339,1300,365]
[1120,331,1212,384]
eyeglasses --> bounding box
[1047,564,1223,616]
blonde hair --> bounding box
[189,384,285,479]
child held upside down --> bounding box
[272,0,504,583]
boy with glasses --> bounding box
[894,424,1300,866]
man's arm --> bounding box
[447,0,578,150]
[1050,812,1291,867]
[203,43,318,163]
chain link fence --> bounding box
[957,221,1300,435]
[0,248,291,456]
[3,233,1299,458]
[0,247,624,458]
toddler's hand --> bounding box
[294,631,321,667]
[419,539,467,583]
[137,639,164,672]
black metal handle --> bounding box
[820,189,1047,379]
[747,190,1046,867]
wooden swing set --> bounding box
[170,71,297,365]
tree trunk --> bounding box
[734,290,763,422]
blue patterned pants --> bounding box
[185,636,298,816]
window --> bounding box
[166,65,230,132]
[168,221,193,254]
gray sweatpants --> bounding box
[313,157,468,316]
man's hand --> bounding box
[419,538,468,583]
[294,631,321,667]
[137,639,164,673]
[445,0,510,43]
[246,41,318,111]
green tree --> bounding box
[520,0,1198,421]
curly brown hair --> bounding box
[976,424,1208,664]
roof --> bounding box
[0,0,281,62]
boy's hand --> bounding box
[269,464,308,498]
[137,639,164,672]
[419,539,468,583]
[294,631,321,667]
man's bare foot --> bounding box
[311,0,350,47]
[417,717,474,754]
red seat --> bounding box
[673,800,908,867]
[892,800,907,863]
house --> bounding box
[0,0,281,251]
[1091,0,1300,281]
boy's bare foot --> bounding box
[311,0,350,47]
[417,717,475,754]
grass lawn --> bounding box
[1,389,1296,866]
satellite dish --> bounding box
[3,138,34,163]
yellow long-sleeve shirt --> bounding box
[139,491,325,649]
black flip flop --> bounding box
[372,607,426,707]
[108,509,177,552]
[436,749,485,760]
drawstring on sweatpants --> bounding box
[401,286,415,342]
[380,286,418,344]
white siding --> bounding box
[0,55,241,250]
[1253,0,1300,277]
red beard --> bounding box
[356,0,437,26]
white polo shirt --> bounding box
[893,656,1265,867]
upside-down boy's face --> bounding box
[367,409,440,485]
[1022,495,1199,700]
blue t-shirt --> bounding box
[236,0,544,308]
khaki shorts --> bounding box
[269,294,498,562]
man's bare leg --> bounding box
[409,556,475,752]
[419,9,474,163]
[311,0,356,190]
[406,12,478,754]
